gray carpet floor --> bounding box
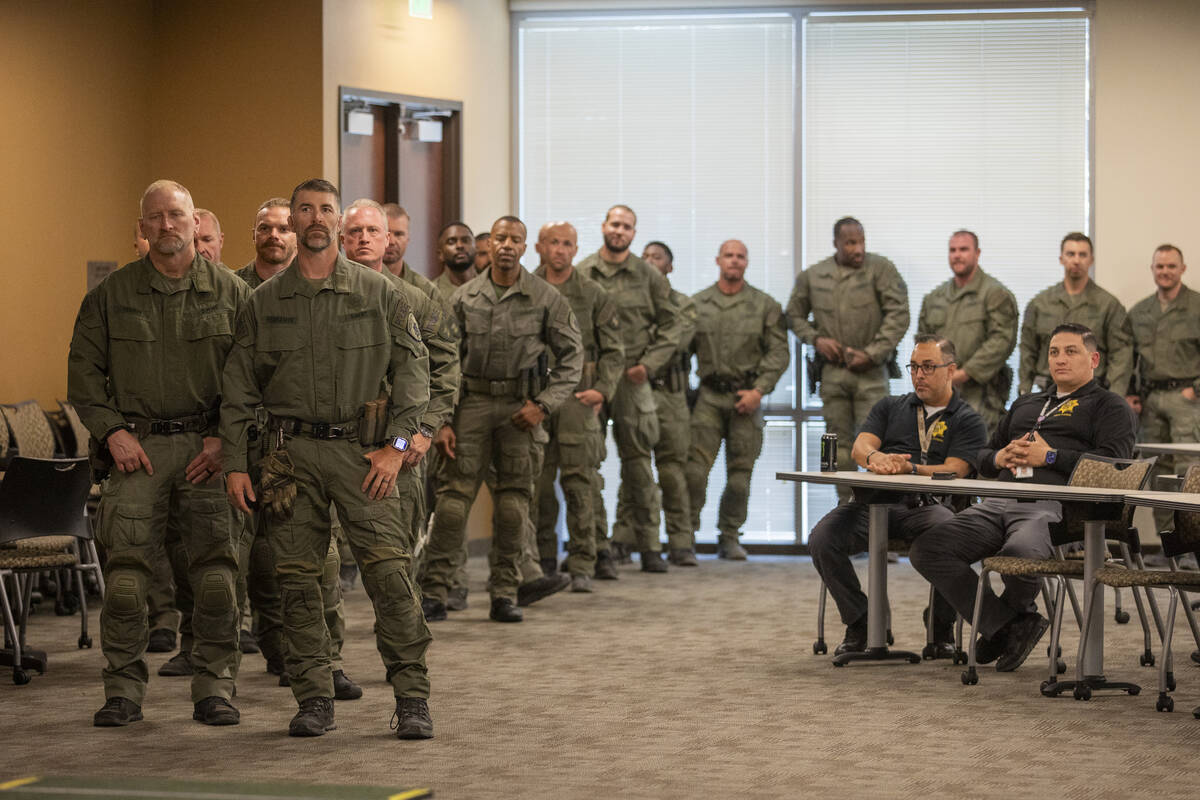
[4,555,1200,798]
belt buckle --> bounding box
[312,422,330,438]
[168,420,186,434]
[490,380,507,395]
[328,425,346,438]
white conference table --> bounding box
[1134,442,1200,458]
[778,470,1128,676]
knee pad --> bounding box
[106,572,145,616]
[434,495,469,533]
[196,569,235,614]
[495,492,525,535]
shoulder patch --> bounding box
[407,313,423,342]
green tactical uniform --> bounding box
[68,253,247,706]
[578,251,682,553]
[787,252,910,501]
[1129,284,1200,528]
[613,288,696,553]
[426,269,473,594]
[686,282,790,543]
[232,261,343,671]
[531,265,623,577]
[421,268,583,603]
[220,254,432,704]
[918,267,1019,433]
[1018,279,1133,396]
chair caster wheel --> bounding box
[961,668,978,686]
[1114,609,1130,624]
[1129,685,1141,696]
[13,669,30,685]
[1139,652,1155,667]
[1073,685,1092,701]
[1156,694,1174,712]
[1056,659,1066,675]
[79,634,93,649]
[812,641,827,655]
[1165,673,1175,692]
[1040,680,1056,696]
[953,651,967,665]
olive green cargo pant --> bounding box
[266,435,430,702]
[958,380,1006,438]
[1141,388,1200,529]
[817,364,889,504]
[417,449,470,592]
[422,393,545,603]
[535,396,603,576]
[610,376,661,551]
[685,386,765,541]
[96,432,240,704]
[614,385,692,551]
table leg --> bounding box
[1082,519,1105,677]
[832,503,920,667]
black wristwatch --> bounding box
[1045,449,1057,466]
[534,400,550,416]
[417,423,435,440]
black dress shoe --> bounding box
[517,573,570,606]
[539,557,558,575]
[265,654,286,676]
[995,613,1049,672]
[925,641,956,660]
[975,635,1003,665]
[421,597,448,622]
[834,618,868,656]
[489,597,523,623]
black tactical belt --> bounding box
[462,376,521,397]
[1145,378,1198,392]
[269,417,358,440]
[700,376,748,393]
[127,408,219,436]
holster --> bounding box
[886,351,902,380]
[359,391,391,447]
[88,436,113,484]
[806,351,826,395]
[579,361,598,391]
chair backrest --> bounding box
[1066,453,1156,491]
[0,457,93,544]
[58,401,92,459]
[1052,454,1156,545]
[0,400,57,460]
[1165,464,1200,557]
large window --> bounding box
[515,6,1091,546]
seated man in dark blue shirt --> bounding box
[809,334,988,656]
[910,323,1137,672]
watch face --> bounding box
[392,436,409,452]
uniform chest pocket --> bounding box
[463,308,492,335]
[809,286,836,314]
[259,326,304,353]
[336,320,387,349]
[615,288,650,312]
[110,314,156,342]
[510,310,542,337]
[183,311,233,341]
[922,306,948,331]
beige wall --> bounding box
[0,1,152,406]
[322,0,512,233]
[1094,0,1200,308]
[149,0,325,270]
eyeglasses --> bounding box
[906,362,953,376]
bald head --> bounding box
[536,221,578,273]
[716,238,748,288]
[194,208,224,263]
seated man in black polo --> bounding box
[809,334,988,656]
[910,323,1137,672]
